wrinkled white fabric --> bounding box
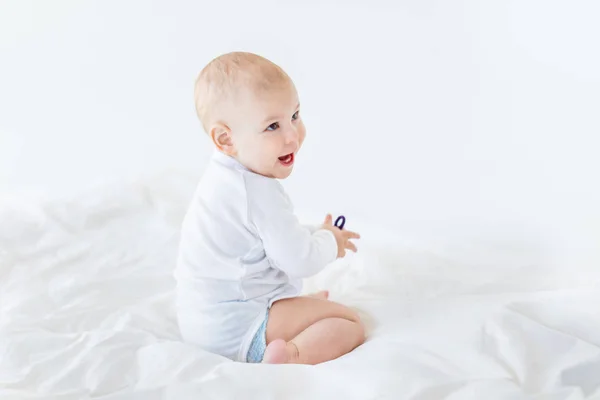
[1,172,599,400]
[174,151,337,361]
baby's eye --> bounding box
[292,111,299,121]
[266,122,279,131]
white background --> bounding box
[1,0,599,271]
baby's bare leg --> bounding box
[282,317,364,364]
[307,290,329,300]
[263,297,365,364]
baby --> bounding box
[174,52,365,364]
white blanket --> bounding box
[1,173,599,400]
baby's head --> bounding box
[194,52,305,179]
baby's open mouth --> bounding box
[278,153,294,166]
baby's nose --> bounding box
[284,128,299,144]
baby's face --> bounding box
[227,80,305,179]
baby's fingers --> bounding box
[344,230,361,239]
[345,241,358,253]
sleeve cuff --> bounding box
[318,228,338,263]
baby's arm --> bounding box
[247,180,337,278]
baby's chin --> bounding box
[275,170,293,179]
[249,156,296,179]
[270,165,294,179]
[249,164,294,179]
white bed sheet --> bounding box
[1,172,599,400]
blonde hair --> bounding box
[194,52,290,133]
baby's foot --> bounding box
[262,339,288,364]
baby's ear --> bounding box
[210,123,235,155]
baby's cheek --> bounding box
[298,122,307,147]
[239,138,262,165]
[255,137,278,163]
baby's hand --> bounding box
[321,214,360,258]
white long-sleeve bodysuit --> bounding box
[174,151,337,361]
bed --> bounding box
[1,172,599,400]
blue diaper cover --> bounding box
[246,311,269,363]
